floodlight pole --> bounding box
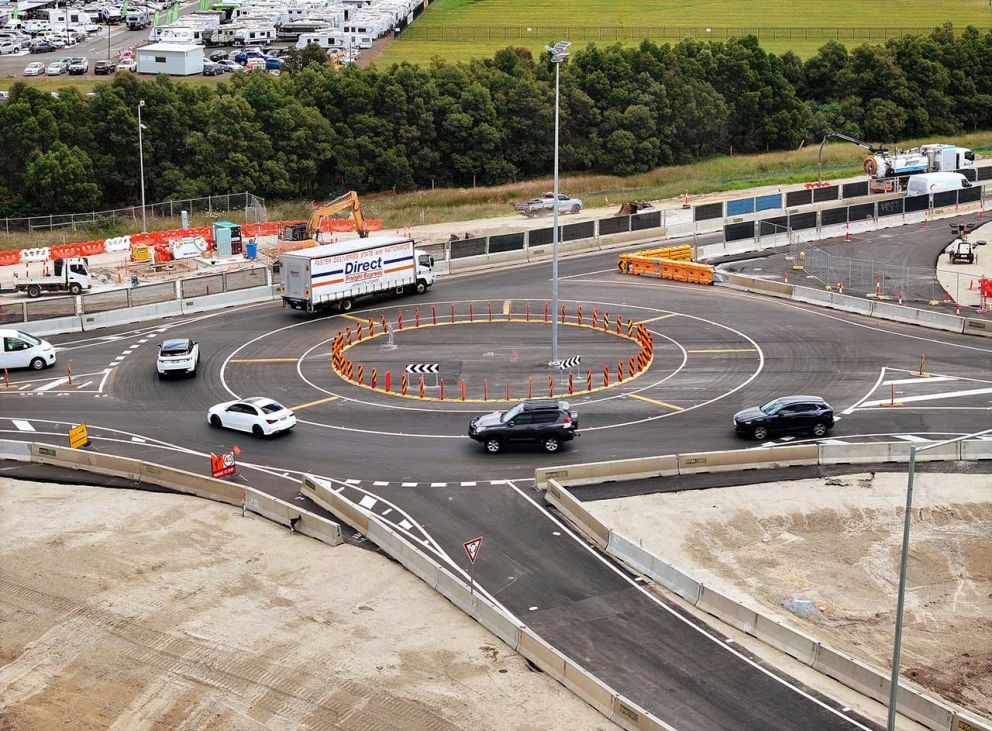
[138,100,147,232]
[548,41,569,367]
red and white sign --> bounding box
[210,449,237,478]
[463,536,483,564]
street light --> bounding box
[546,40,569,367]
[885,426,992,730]
[137,100,147,232]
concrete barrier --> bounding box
[752,614,819,666]
[243,487,343,546]
[746,278,794,298]
[791,287,833,307]
[517,629,567,681]
[0,439,32,461]
[472,594,522,648]
[82,300,183,331]
[562,660,617,717]
[954,713,992,731]
[813,644,887,700]
[892,683,955,731]
[695,585,759,634]
[180,285,276,315]
[434,566,476,615]
[20,315,83,336]
[536,454,678,489]
[963,318,992,338]
[30,442,142,479]
[830,291,875,316]
[817,442,960,465]
[139,461,244,506]
[960,440,992,460]
[607,531,701,605]
[546,479,610,549]
[612,695,675,731]
[301,474,370,533]
[364,517,441,587]
[677,445,819,474]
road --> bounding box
[3,231,990,729]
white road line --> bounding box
[882,376,956,386]
[373,481,389,486]
[35,378,68,392]
[74,381,92,389]
[556,267,616,280]
[401,482,417,487]
[461,481,477,487]
[503,480,873,731]
[358,495,378,509]
[131,436,146,443]
[842,367,887,415]
[862,386,992,407]
[490,480,508,485]
[345,478,361,484]
[819,439,850,446]
[398,519,413,530]
[11,420,34,431]
[779,436,795,442]
[381,508,392,516]
[894,434,931,443]
[430,482,447,487]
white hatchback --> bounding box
[208,397,296,437]
[23,62,45,76]
[156,337,199,377]
[0,329,56,370]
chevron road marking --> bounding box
[628,393,684,411]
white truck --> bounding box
[15,256,91,298]
[279,235,434,313]
[513,192,583,217]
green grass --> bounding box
[377,0,992,64]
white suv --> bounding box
[156,338,199,378]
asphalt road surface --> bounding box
[5,235,991,729]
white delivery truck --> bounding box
[279,235,434,312]
[14,256,91,297]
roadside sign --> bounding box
[210,450,236,478]
[68,423,89,449]
[463,535,483,564]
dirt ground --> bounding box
[0,478,609,731]
[588,471,992,719]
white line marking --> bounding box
[35,378,68,392]
[819,439,850,446]
[358,495,378,509]
[345,478,361,484]
[430,482,447,487]
[381,508,392,516]
[556,267,616,280]
[398,519,413,531]
[461,481,477,487]
[862,386,992,407]
[401,482,417,487]
[11,420,34,431]
[894,434,931,443]
[131,436,146,443]
[843,367,887,415]
[779,436,795,442]
[73,381,92,389]
[503,480,873,731]
[882,376,955,386]
[489,480,508,485]
[373,481,389,486]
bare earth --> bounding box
[0,479,609,731]
[588,472,992,719]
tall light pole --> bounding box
[885,426,992,730]
[547,40,569,367]
[137,99,147,232]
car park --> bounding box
[0,329,56,371]
[157,338,199,378]
[207,397,296,437]
[94,59,116,74]
[468,399,579,453]
[733,395,834,440]
[46,60,66,75]
[67,57,89,74]
[23,61,45,75]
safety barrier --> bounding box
[544,476,989,731]
[4,440,343,546]
[20,314,83,336]
[180,284,277,315]
[306,472,674,731]
[81,300,183,331]
[617,246,714,285]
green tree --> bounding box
[22,142,100,213]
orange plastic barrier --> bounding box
[49,244,81,260]
[0,250,20,266]
[366,218,383,231]
[78,241,106,256]
[618,250,714,285]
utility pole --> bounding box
[546,40,570,367]
[137,100,147,232]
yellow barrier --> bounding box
[617,245,712,285]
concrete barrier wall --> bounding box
[963,318,992,338]
[301,474,370,534]
[871,301,965,334]
[81,300,183,331]
[695,585,759,634]
[0,439,33,461]
[535,454,678,489]
[30,442,142,479]
[818,442,960,465]
[243,486,343,547]
[546,479,610,548]
[608,531,701,605]
[180,285,276,315]
[954,713,992,731]
[20,315,83,336]
[677,445,819,474]
[139,461,245,506]
[752,614,819,666]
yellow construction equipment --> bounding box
[617,245,714,285]
[278,190,369,248]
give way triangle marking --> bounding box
[463,536,483,564]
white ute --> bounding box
[14,256,91,297]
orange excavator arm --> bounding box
[307,190,369,240]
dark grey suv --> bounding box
[734,395,834,440]
[469,400,579,454]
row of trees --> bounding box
[1,24,991,216]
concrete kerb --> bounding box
[695,585,759,635]
[30,441,142,480]
[301,474,370,534]
[954,713,992,731]
[535,454,678,489]
[364,517,442,588]
[0,439,32,461]
[612,695,677,731]
[817,441,961,465]
[677,445,819,475]
[81,300,182,331]
[243,486,343,546]
[752,614,820,666]
[545,479,610,549]
[607,531,701,605]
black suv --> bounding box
[733,395,834,440]
[469,399,578,454]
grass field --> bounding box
[377,0,992,65]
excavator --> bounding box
[278,190,369,248]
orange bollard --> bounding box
[603,312,609,332]
[368,318,375,336]
[560,304,566,324]
[432,305,437,325]
[586,370,592,391]
[460,379,466,401]
[577,306,583,326]
[470,303,474,322]
[385,371,392,392]
[629,356,637,375]
[398,311,404,331]
[357,364,364,384]
[618,361,625,381]
[419,376,425,398]
[67,363,72,385]
[544,303,550,322]
[2,368,8,388]
[627,319,634,336]
[603,366,609,387]
[568,372,574,394]
[401,374,408,396]
[616,314,622,334]
[548,375,554,398]
[506,380,510,400]
[488,303,492,321]
[415,308,420,327]
[381,315,387,332]
[440,378,445,400]
[484,378,488,401]
[346,328,352,346]
[357,323,363,342]
[371,368,378,389]
[592,309,598,328]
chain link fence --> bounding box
[1,192,267,234]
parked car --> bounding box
[208,49,229,62]
[216,59,239,72]
[45,60,66,75]
[468,399,579,454]
[0,91,8,103]
[28,40,55,53]
[202,61,224,76]
[0,329,56,370]
[264,56,283,70]
[93,59,116,74]
[23,61,46,75]
[733,395,835,440]
[117,58,137,72]
[157,338,199,378]
[207,397,296,436]
[0,41,19,54]
[234,48,266,64]
[67,56,88,74]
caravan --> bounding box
[276,18,333,39]
[233,25,275,45]
[296,29,343,50]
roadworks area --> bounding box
[587,471,992,719]
[0,479,608,730]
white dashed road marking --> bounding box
[12,420,34,431]
[36,378,69,392]
[358,495,378,509]
[894,434,930,443]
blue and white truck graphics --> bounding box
[279,235,434,312]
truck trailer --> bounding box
[279,235,434,312]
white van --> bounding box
[906,172,972,197]
[0,329,56,371]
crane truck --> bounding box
[279,235,435,313]
[818,133,975,191]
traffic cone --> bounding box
[844,223,851,242]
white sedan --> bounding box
[23,62,45,76]
[208,397,296,437]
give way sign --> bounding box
[463,536,483,564]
